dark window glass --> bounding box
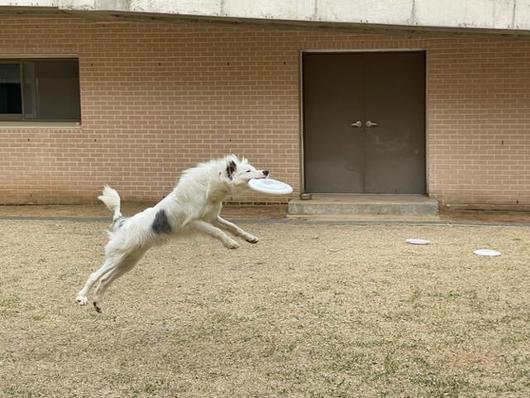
[0,64,22,114]
[0,59,80,122]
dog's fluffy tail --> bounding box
[98,185,122,222]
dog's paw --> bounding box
[93,301,102,313]
[224,240,240,250]
[245,235,259,244]
[76,295,88,306]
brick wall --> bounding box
[0,15,529,207]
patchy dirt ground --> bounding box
[1,217,529,397]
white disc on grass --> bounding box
[406,238,431,245]
[474,248,501,257]
[248,178,293,195]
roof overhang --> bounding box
[1,0,529,36]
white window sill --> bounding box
[0,122,81,129]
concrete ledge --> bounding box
[0,122,81,129]
[288,194,439,216]
[0,0,530,33]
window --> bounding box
[0,58,80,122]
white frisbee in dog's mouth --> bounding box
[248,178,293,195]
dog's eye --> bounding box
[246,170,251,173]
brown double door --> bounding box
[303,51,426,194]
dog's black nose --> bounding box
[263,170,269,176]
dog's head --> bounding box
[224,155,269,186]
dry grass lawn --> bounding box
[1,217,529,397]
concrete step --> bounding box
[288,194,439,216]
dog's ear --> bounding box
[226,159,237,180]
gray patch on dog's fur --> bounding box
[152,209,172,234]
[114,216,125,228]
[226,160,237,180]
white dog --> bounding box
[76,155,269,312]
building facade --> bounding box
[1,2,530,209]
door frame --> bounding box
[299,49,429,195]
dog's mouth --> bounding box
[244,170,269,183]
[249,171,269,180]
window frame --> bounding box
[0,57,81,123]
[0,60,24,120]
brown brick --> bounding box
[0,16,529,207]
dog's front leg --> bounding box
[191,220,240,249]
[214,216,258,244]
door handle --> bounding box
[366,120,379,128]
[351,121,362,128]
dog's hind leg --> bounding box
[76,254,125,306]
[191,220,240,249]
[92,249,145,312]
[214,216,258,243]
